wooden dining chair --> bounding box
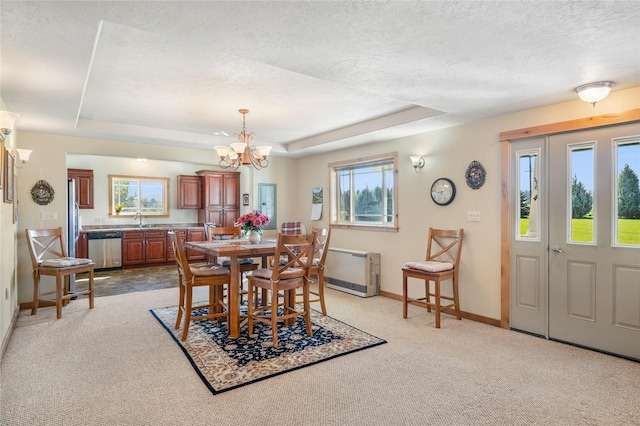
[206,225,259,302]
[296,226,332,315]
[25,227,95,319]
[168,231,231,341]
[402,228,464,328]
[247,231,317,347]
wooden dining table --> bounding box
[184,238,277,338]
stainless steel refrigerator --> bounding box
[67,178,79,291]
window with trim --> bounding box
[329,152,398,230]
[109,175,169,217]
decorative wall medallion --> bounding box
[31,180,55,205]
[465,160,486,190]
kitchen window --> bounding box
[109,175,169,217]
[329,152,398,231]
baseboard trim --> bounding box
[379,290,502,328]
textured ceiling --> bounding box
[1,1,639,158]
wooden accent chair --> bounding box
[247,231,317,347]
[25,227,95,319]
[402,228,464,328]
[168,231,231,341]
[296,226,332,315]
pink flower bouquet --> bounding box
[236,210,270,235]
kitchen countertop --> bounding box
[81,224,202,233]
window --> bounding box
[329,152,398,230]
[516,148,540,240]
[568,142,595,244]
[614,137,640,247]
[109,175,169,217]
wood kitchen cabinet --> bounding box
[67,168,94,209]
[177,175,201,209]
[122,230,167,266]
[186,228,206,261]
[76,232,88,258]
[166,228,206,262]
[197,170,240,227]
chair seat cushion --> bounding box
[298,256,320,266]
[219,257,255,267]
[40,257,93,268]
[251,267,305,280]
[190,264,230,276]
[281,222,302,235]
[405,261,454,272]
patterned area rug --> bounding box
[150,304,386,394]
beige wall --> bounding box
[0,98,20,352]
[9,135,299,310]
[294,87,640,320]
[2,86,639,351]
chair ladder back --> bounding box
[426,228,464,267]
[310,226,332,266]
[26,227,68,266]
[273,232,317,281]
[207,225,243,241]
[203,222,216,240]
[168,231,193,282]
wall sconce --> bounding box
[14,148,32,168]
[575,81,614,107]
[0,110,20,141]
[409,155,425,173]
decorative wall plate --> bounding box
[465,160,486,190]
[31,180,55,205]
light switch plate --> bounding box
[467,211,481,222]
[41,212,57,221]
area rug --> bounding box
[150,304,387,394]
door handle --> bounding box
[551,245,564,253]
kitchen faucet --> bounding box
[134,211,143,228]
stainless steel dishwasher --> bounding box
[87,231,122,270]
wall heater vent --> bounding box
[325,248,380,297]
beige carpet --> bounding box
[1,285,639,425]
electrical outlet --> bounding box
[41,212,57,221]
[467,211,481,222]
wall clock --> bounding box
[430,178,456,206]
[465,160,486,190]
[31,180,55,205]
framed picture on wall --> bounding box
[242,193,249,206]
[4,148,14,203]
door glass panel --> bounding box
[614,138,640,247]
[568,143,595,244]
[516,149,540,240]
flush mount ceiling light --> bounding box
[215,109,272,170]
[575,81,614,106]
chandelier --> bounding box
[215,109,272,170]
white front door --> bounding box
[548,123,640,360]
[511,122,640,360]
